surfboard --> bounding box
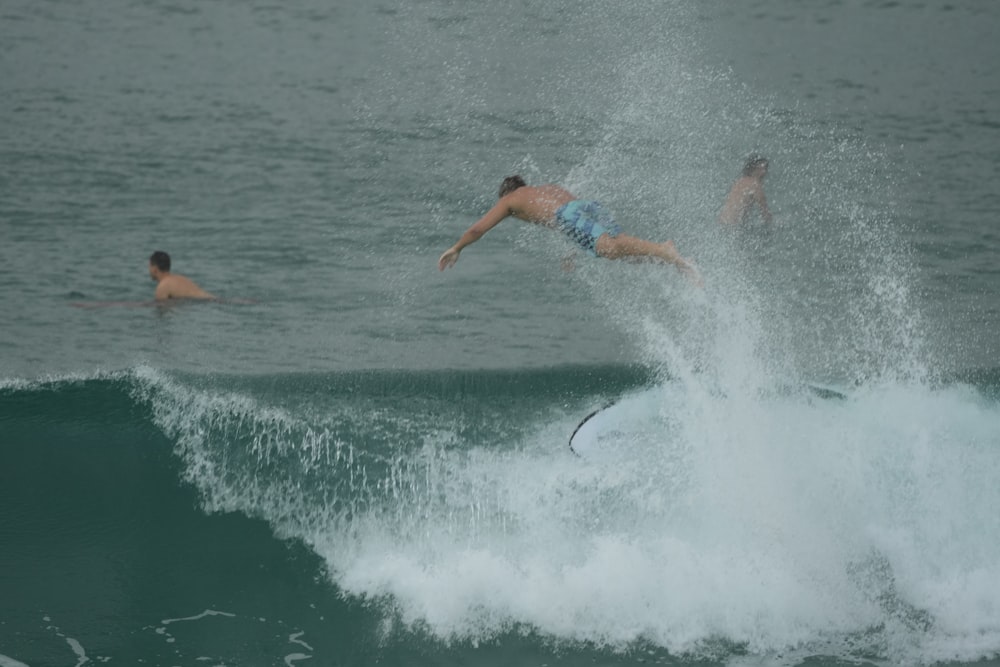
[568,388,670,459]
[569,381,848,458]
[70,300,159,309]
[568,402,618,455]
[70,297,258,309]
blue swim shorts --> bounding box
[553,200,622,257]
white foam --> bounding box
[0,654,30,667]
[161,609,236,625]
[139,347,1000,664]
[315,381,1000,661]
[65,638,87,667]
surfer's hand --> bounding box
[438,247,460,271]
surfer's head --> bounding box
[742,154,769,177]
[499,175,527,198]
[149,250,171,280]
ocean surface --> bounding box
[2,0,999,665]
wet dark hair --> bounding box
[742,154,769,176]
[149,250,171,272]
[499,175,527,198]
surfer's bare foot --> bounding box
[658,240,680,262]
[677,259,703,287]
[658,241,702,286]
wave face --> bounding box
[3,365,999,665]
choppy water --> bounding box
[2,1,999,666]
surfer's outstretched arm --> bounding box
[438,198,514,271]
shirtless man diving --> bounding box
[438,175,700,283]
[148,250,215,301]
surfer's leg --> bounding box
[596,234,702,285]
[596,234,677,262]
